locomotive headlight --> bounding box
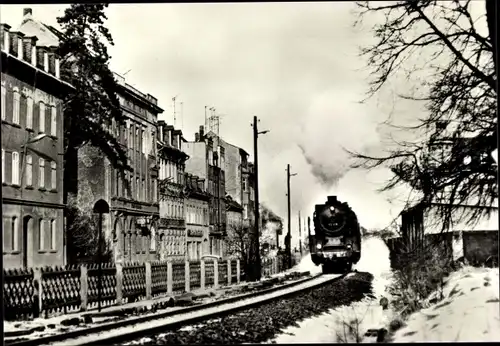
[346,244,352,250]
[329,206,335,212]
[316,244,322,250]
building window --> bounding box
[26,97,33,129]
[150,227,156,251]
[50,220,56,250]
[11,151,20,185]
[51,161,57,190]
[39,219,45,250]
[1,85,5,120]
[1,149,4,183]
[12,90,20,125]
[50,105,57,136]
[39,158,45,188]
[153,179,157,203]
[136,178,139,200]
[11,216,19,252]
[26,155,33,186]
[142,128,146,154]
[39,102,45,132]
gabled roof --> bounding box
[18,12,59,47]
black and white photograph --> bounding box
[1,1,498,344]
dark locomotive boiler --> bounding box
[309,196,361,274]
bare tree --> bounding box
[350,0,497,232]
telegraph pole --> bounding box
[250,116,269,281]
[298,211,302,257]
[286,164,297,269]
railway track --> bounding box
[8,272,346,346]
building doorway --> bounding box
[22,216,33,268]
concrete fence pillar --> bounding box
[227,259,232,286]
[200,259,206,290]
[79,265,88,311]
[214,260,219,289]
[145,261,152,300]
[116,262,123,305]
[236,259,241,284]
[33,267,43,317]
[185,261,190,292]
[167,261,173,294]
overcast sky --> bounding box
[1,3,436,246]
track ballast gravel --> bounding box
[125,272,374,345]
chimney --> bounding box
[199,125,204,140]
[47,47,56,75]
[9,31,25,59]
[23,8,32,17]
[22,36,37,65]
[36,46,46,70]
[0,24,11,53]
[195,132,200,142]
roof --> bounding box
[225,196,244,212]
[18,13,59,47]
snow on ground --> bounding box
[269,236,393,343]
[392,266,500,342]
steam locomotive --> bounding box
[309,196,361,274]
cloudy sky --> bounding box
[1,3,437,246]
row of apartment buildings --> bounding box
[1,8,270,269]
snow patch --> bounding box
[392,266,500,342]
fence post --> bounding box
[33,268,42,317]
[145,261,152,300]
[273,257,278,275]
[185,261,190,293]
[236,259,240,284]
[79,265,88,311]
[167,260,173,294]
[200,259,206,290]
[116,262,123,305]
[214,260,219,289]
[227,259,232,286]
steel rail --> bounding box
[68,273,346,346]
[8,272,336,346]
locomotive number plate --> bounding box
[326,237,341,246]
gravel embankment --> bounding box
[125,272,374,345]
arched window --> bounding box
[51,161,57,190]
[50,105,57,136]
[11,151,19,185]
[150,226,156,251]
[12,89,20,125]
[11,216,18,251]
[1,149,5,183]
[1,84,6,120]
[25,155,33,186]
[26,97,33,129]
[39,219,45,250]
[39,158,45,188]
[39,101,46,133]
[50,219,56,250]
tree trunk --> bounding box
[486,0,498,74]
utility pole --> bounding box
[286,164,297,269]
[298,211,302,257]
[250,116,269,281]
[307,216,312,253]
